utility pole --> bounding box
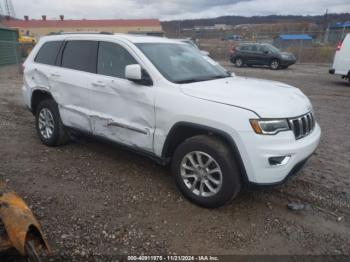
[4,0,16,18]
[323,9,329,43]
[0,1,4,17]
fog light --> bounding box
[269,155,291,166]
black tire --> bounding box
[234,58,244,67]
[171,135,241,208]
[270,59,280,70]
[35,99,69,146]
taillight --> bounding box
[229,46,236,54]
[336,42,343,51]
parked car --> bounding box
[176,38,210,56]
[230,43,296,69]
[23,33,321,208]
[222,35,242,41]
[329,33,350,83]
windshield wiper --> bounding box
[206,75,230,80]
[174,78,206,84]
[175,75,230,84]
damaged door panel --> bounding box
[88,41,155,152]
[0,183,50,260]
[49,40,99,133]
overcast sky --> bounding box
[8,0,350,21]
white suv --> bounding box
[22,33,321,208]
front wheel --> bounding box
[270,59,280,70]
[171,135,241,208]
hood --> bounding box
[179,76,312,118]
[281,52,295,58]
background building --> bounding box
[274,34,313,48]
[1,15,163,38]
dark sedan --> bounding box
[230,43,296,70]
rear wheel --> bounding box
[171,135,241,208]
[235,58,244,67]
[35,99,69,146]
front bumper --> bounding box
[280,59,296,66]
[237,123,321,185]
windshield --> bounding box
[182,39,199,49]
[136,43,230,84]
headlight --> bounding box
[282,54,290,59]
[250,119,290,135]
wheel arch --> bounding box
[31,89,54,115]
[161,122,249,185]
[270,57,280,63]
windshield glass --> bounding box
[136,43,230,84]
[182,39,199,49]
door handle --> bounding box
[92,81,106,87]
[50,73,60,77]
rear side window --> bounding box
[97,41,138,79]
[238,45,251,51]
[35,41,63,65]
[61,40,98,73]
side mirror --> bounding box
[125,64,142,81]
[125,64,153,86]
[200,50,209,56]
[263,50,269,54]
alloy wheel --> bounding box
[180,151,223,197]
[38,108,54,139]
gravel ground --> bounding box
[0,63,349,259]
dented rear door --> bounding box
[50,40,98,132]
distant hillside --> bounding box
[161,13,350,36]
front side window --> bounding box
[264,44,281,54]
[35,41,63,65]
[97,42,137,79]
[61,40,98,73]
[257,45,268,53]
[136,43,229,84]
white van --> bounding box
[329,33,350,83]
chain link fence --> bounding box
[179,29,350,63]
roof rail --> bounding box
[55,31,113,35]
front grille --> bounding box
[289,112,315,139]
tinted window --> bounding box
[35,41,62,65]
[239,45,251,51]
[251,45,258,52]
[61,40,98,73]
[257,45,268,53]
[97,42,137,79]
